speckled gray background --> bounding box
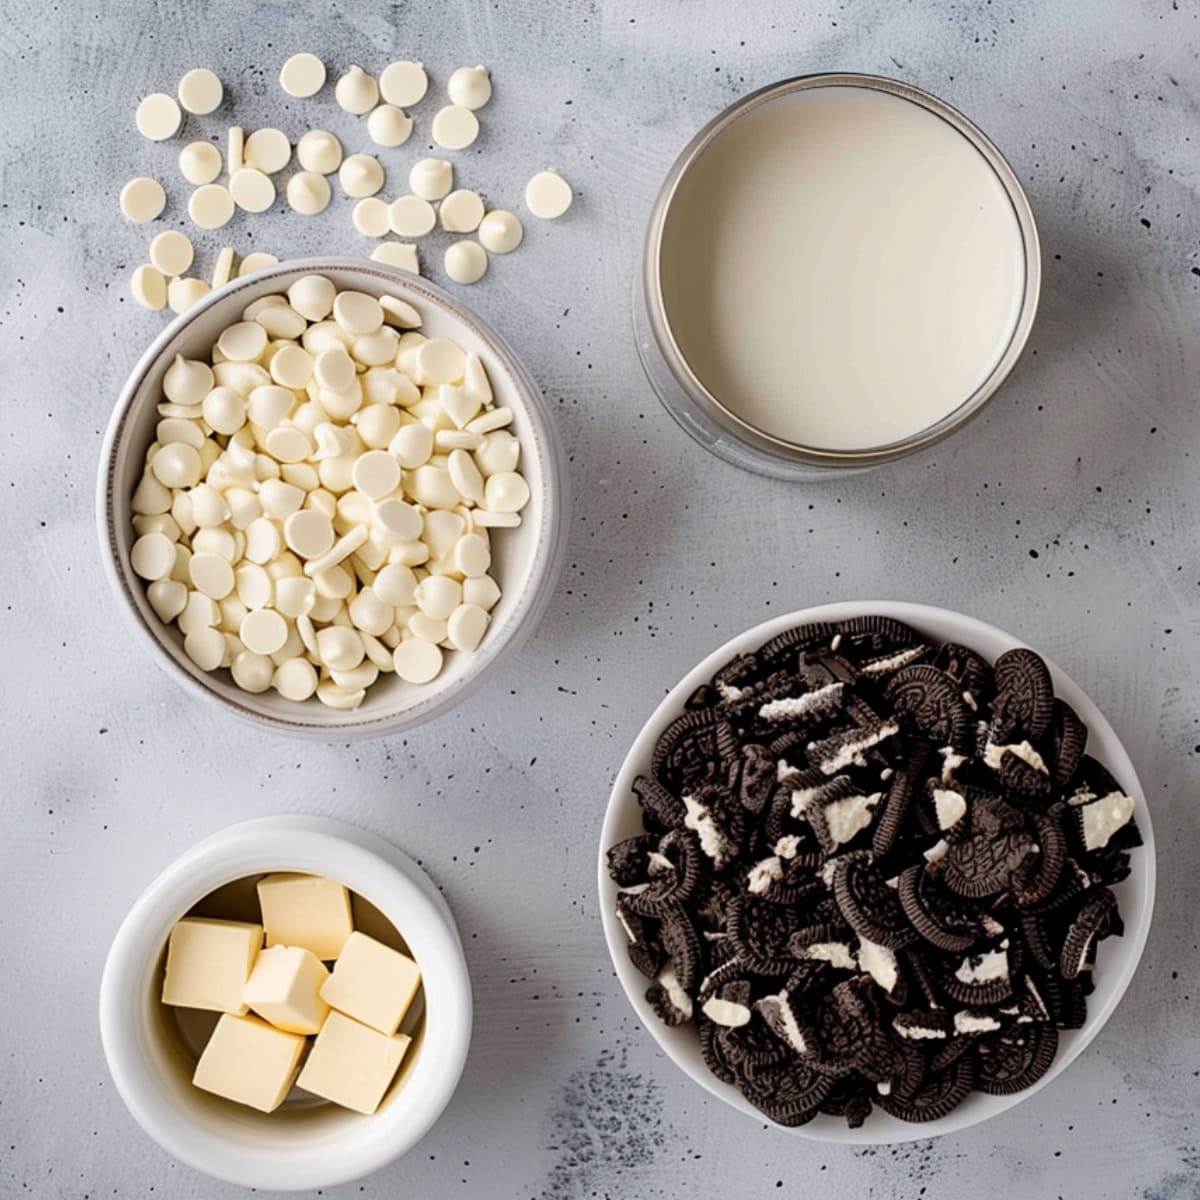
[2,0,1198,1196]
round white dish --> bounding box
[99,815,473,1191]
[598,600,1155,1143]
[97,259,569,737]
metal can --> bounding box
[636,73,1041,479]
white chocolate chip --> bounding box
[229,168,275,213]
[393,638,442,683]
[378,60,428,107]
[477,210,523,253]
[178,68,223,115]
[446,66,491,110]
[388,195,436,238]
[367,105,413,147]
[131,265,168,311]
[409,158,453,201]
[338,154,384,198]
[371,242,420,273]
[287,170,332,215]
[120,177,166,222]
[352,197,390,238]
[149,230,194,276]
[136,93,182,141]
[280,52,326,98]
[440,189,484,233]
[335,65,379,114]
[179,141,222,185]
[444,240,487,284]
[296,129,342,174]
[525,169,573,219]
[188,184,235,230]
[431,105,479,150]
[244,127,291,174]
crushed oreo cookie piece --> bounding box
[608,616,1141,1127]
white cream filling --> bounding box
[932,787,967,830]
[953,1010,1001,1035]
[939,747,967,782]
[924,839,949,863]
[774,834,801,859]
[857,937,898,992]
[701,996,750,1027]
[823,791,881,846]
[801,941,858,970]
[983,739,1049,775]
[894,1020,948,1040]
[759,682,844,722]
[716,682,744,701]
[658,966,693,1021]
[683,794,734,868]
[860,645,927,675]
[1081,791,1135,850]
[759,993,809,1055]
[955,947,1009,985]
[816,721,899,774]
[747,856,782,895]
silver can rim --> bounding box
[642,72,1042,470]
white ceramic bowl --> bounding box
[97,259,568,737]
[598,601,1156,1144]
[99,815,472,1191]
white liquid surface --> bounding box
[659,85,1027,451]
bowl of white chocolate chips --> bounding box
[98,259,567,735]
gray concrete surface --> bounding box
[2,0,1199,1196]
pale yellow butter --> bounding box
[243,945,331,1034]
[192,1013,306,1112]
[296,1010,411,1115]
[256,873,354,960]
[319,930,421,1036]
[161,917,263,1014]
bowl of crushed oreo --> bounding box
[598,601,1154,1142]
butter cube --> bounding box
[296,1010,411,1115]
[192,1013,306,1113]
[162,917,263,1014]
[243,945,331,1034]
[257,873,354,960]
[319,931,421,1036]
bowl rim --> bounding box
[96,258,569,739]
[98,815,473,1191]
[597,600,1156,1144]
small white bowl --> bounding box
[598,601,1156,1144]
[97,259,568,737]
[99,815,472,1191]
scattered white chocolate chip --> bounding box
[431,104,479,150]
[131,264,168,310]
[120,177,166,222]
[525,169,573,218]
[244,128,292,174]
[211,245,236,288]
[229,167,276,213]
[367,104,413,147]
[287,171,332,215]
[136,92,182,140]
[296,129,343,174]
[352,197,390,238]
[167,276,211,313]
[370,242,420,273]
[335,65,378,115]
[179,141,222,185]
[338,154,384,198]
[188,183,235,230]
[447,66,491,110]
[439,189,484,233]
[444,240,488,284]
[149,230,194,277]
[409,158,453,201]
[178,68,223,115]
[227,126,244,174]
[477,209,523,253]
[393,639,442,684]
[388,195,436,237]
[378,60,428,107]
[280,52,326,98]
[238,251,279,277]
